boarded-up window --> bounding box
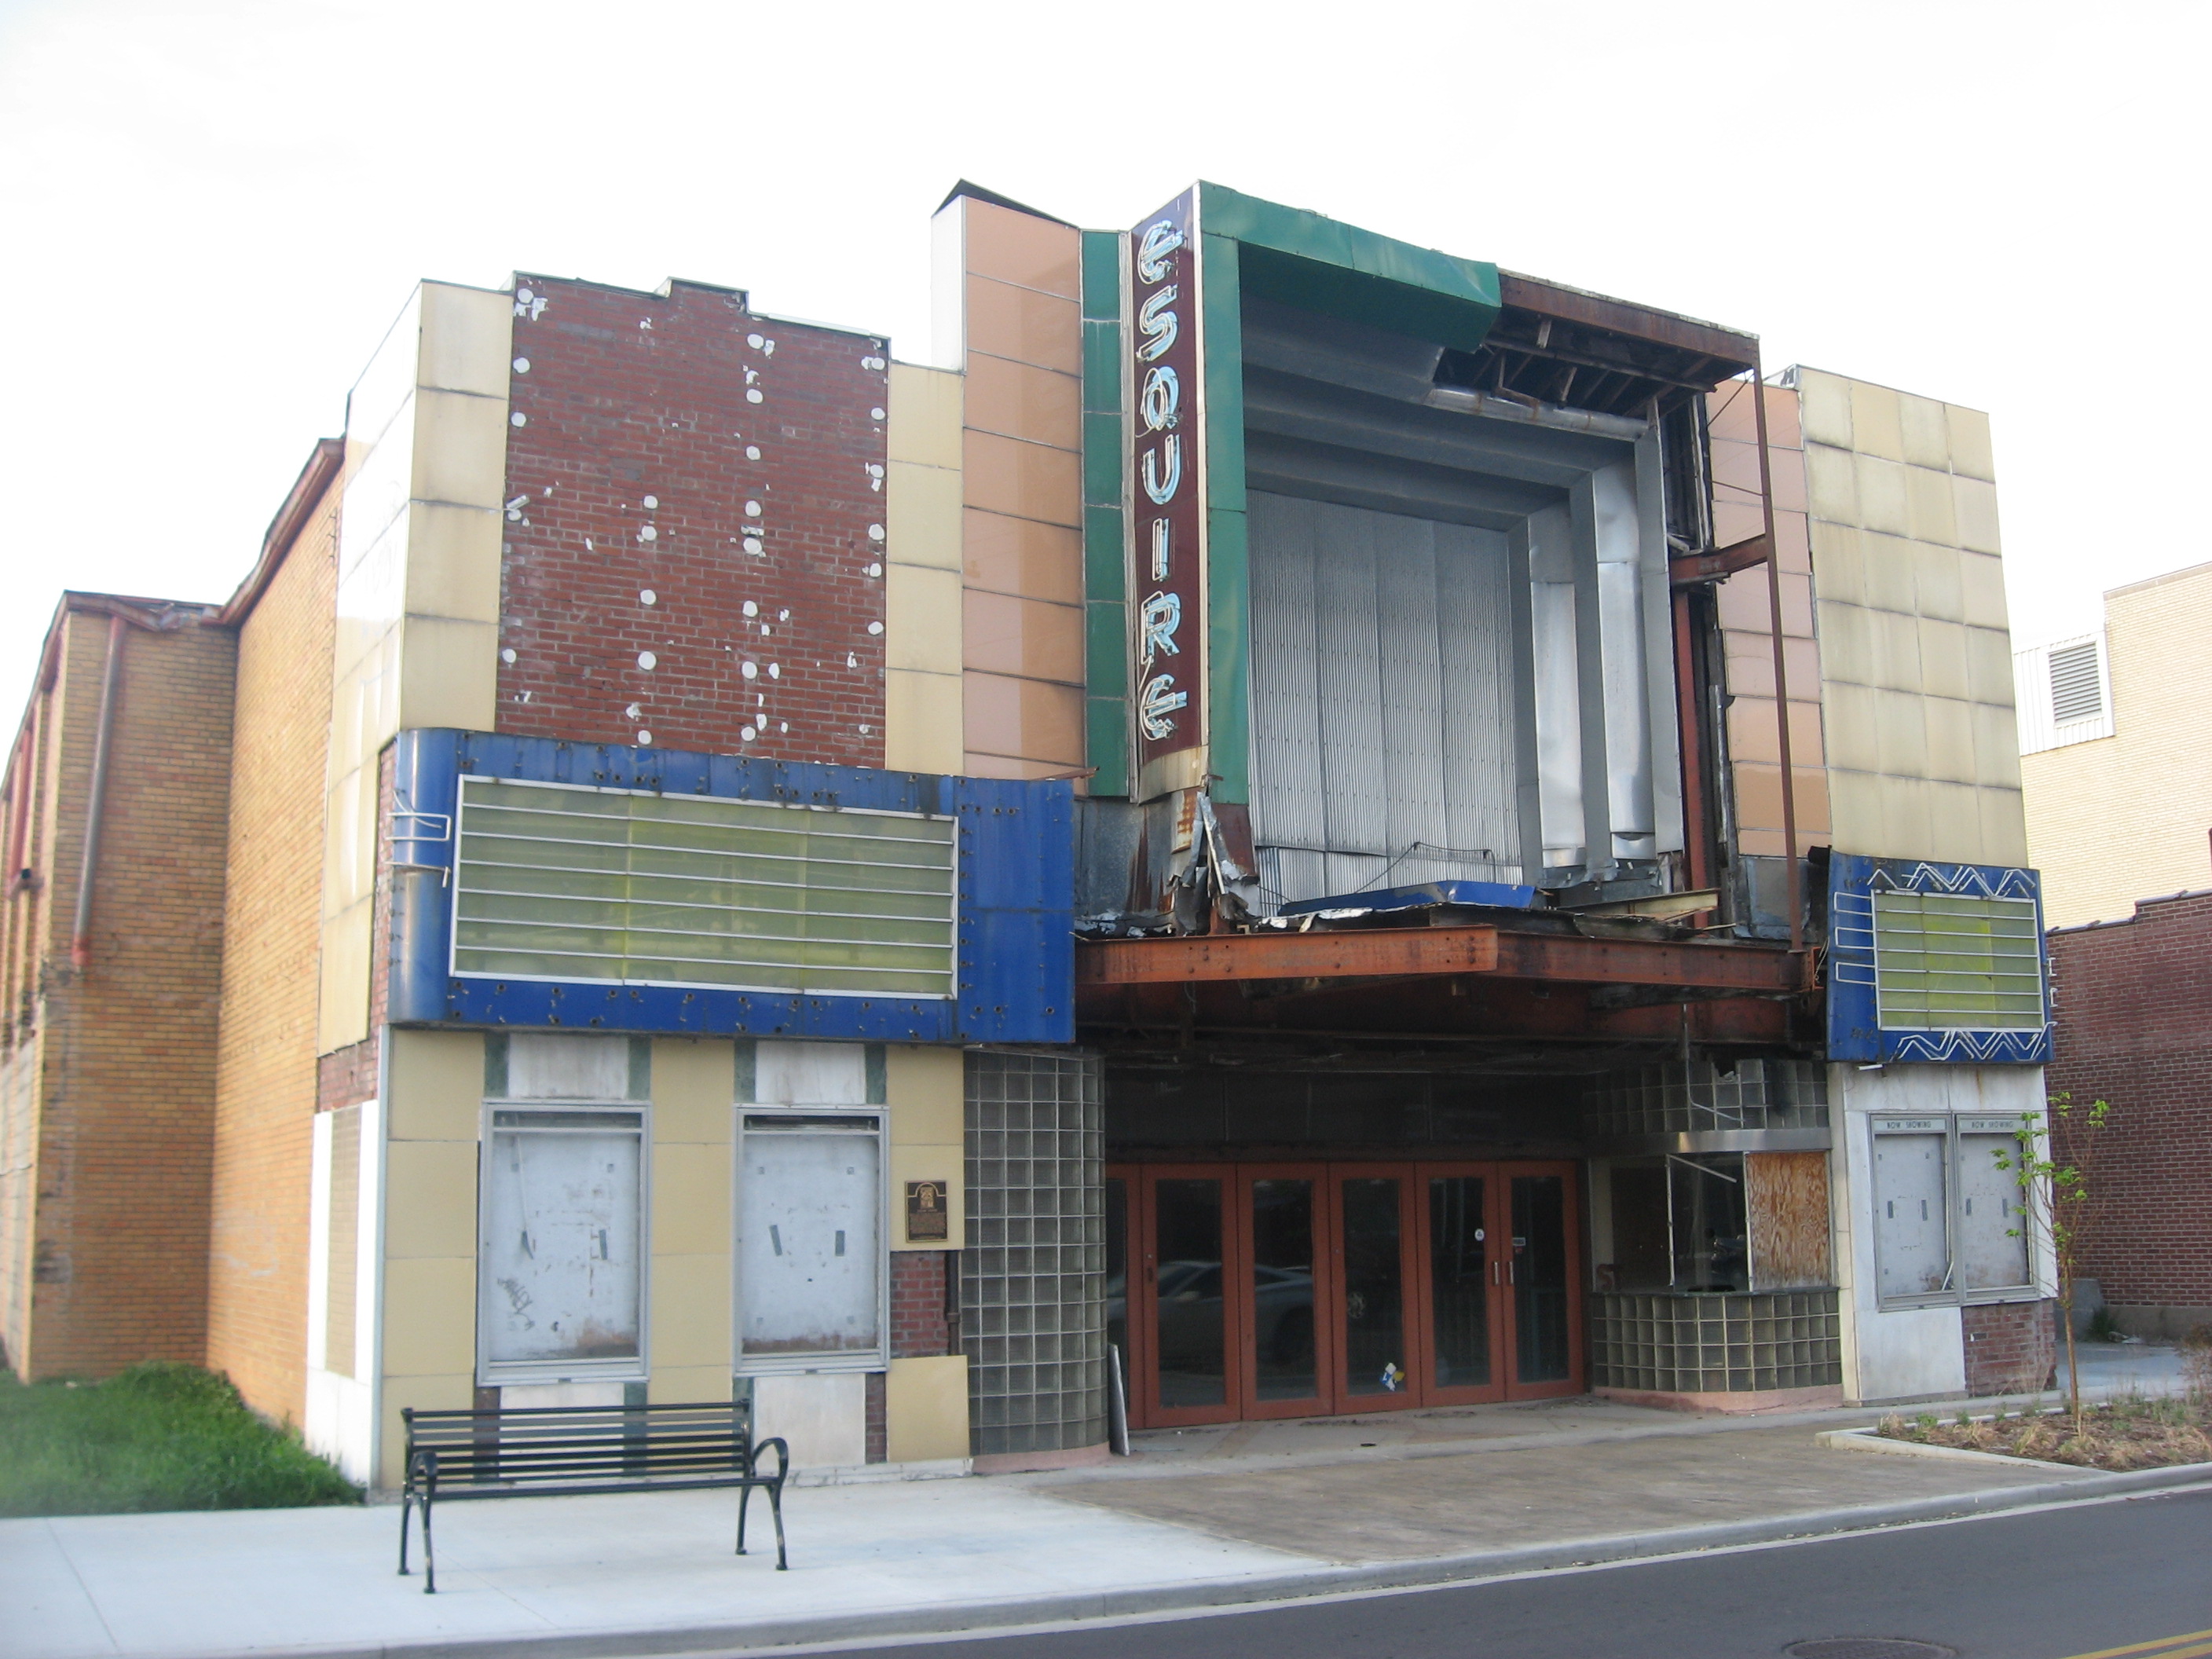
[1872,1123,1950,1299]
[738,1113,881,1364]
[479,1108,645,1377]
[1956,1122,2033,1291]
[324,1105,361,1379]
[1745,1152,1832,1291]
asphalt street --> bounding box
[796,1486,2212,1659]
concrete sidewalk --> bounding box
[8,1370,2204,1659]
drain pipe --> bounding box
[70,613,127,971]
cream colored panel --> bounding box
[1958,553,2009,630]
[1972,701,2024,790]
[1976,786,2030,865]
[1822,681,1878,773]
[419,283,515,399]
[1925,780,1983,861]
[1807,521,1863,606]
[648,1254,731,1367]
[411,389,510,511]
[652,1152,731,1257]
[401,502,503,624]
[1946,405,1996,482]
[1904,470,1957,548]
[887,461,965,571]
[1803,442,1858,522]
[1857,533,1917,614]
[379,1375,471,1489]
[1828,771,1881,855]
[397,614,498,731]
[1963,625,2016,706]
[1873,687,1929,777]
[1899,394,1950,469]
[886,563,963,673]
[1916,618,1970,701]
[1854,455,1908,536]
[1953,475,2002,554]
[886,1355,970,1463]
[1846,379,1903,460]
[386,1030,485,1143]
[1796,370,1853,449]
[887,1045,963,1144]
[650,1038,736,1144]
[1923,696,1975,783]
[383,1141,478,1259]
[380,1258,475,1376]
[885,670,965,775]
[753,1372,865,1468]
[888,363,964,469]
[650,1367,733,1404]
[317,905,373,1053]
[1911,541,1964,624]
[349,289,425,454]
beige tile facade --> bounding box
[884,362,965,774]
[1793,368,2027,866]
[2022,561,2212,925]
[939,196,1087,782]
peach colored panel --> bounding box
[964,430,1082,528]
[962,752,1093,783]
[1707,382,1801,450]
[1725,695,1826,770]
[963,200,1082,300]
[965,276,1081,375]
[965,353,1081,451]
[961,589,1085,685]
[963,508,1082,605]
[964,672,1085,769]
[1721,636,1824,701]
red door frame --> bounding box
[1111,1159,1584,1428]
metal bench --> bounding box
[398,1399,789,1591]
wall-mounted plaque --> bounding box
[904,1179,949,1243]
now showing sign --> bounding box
[1126,189,1207,800]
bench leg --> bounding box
[422,1490,437,1595]
[736,1484,752,1556]
[769,1483,787,1572]
[398,1488,414,1577]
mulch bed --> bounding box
[1878,1394,2212,1471]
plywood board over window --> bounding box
[1746,1152,1832,1290]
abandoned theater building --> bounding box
[0,183,2059,1485]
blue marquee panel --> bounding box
[1826,851,2051,1064]
[386,729,1074,1045]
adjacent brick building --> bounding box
[2047,889,2212,1339]
[0,595,235,1379]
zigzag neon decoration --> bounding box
[1888,1028,2049,1063]
[1866,862,2039,900]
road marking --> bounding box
[2057,1631,2212,1659]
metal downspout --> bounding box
[1749,357,1803,953]
[69,613,127,971]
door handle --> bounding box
[1492,1261,1500,1285]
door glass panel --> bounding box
[1250,1179,1317,1401]
[1104,1177,1129,1386]
[1511,1174,1570,1383]
[1153,1178,1226,1408]
[1342,1177,1406,1396]
[1428,1176,1490,1388]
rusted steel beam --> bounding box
[1075,926,1500,985]
[1668,534,1769,587]
[1487,929,1807,992]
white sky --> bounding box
[2,0,2204,714]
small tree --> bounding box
[1994,1092,2111,1426]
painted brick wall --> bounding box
[890,1247,954,1359]
[207,482,339,1423]
[16,608,236,1380]
[498,276,891,765]
[2048,891,2212,1313]
[1961,1298,2055,1393]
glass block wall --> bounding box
[1590,1289,1842,1393]
[962,1050,1108,1457]
[1584,1058,1829,1140]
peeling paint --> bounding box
[501,648,518,664]
[513,356,531,373]
[639,589,657,606]
[638,652,657,671]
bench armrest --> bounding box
[749,1436,789,1485]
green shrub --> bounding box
[0,1361,359,1517]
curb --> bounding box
[150,1458,2212,1659]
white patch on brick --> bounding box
[638,652,657,671]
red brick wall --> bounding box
[19,609,236,1380]
[498,276,890,765]
[890,1248,954,1359]
[2048,891,2212,1310]
[1962,1298,2056,1393]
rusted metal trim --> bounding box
[1076,926,1501,984]
[1672,591,1712,894]
[1486,929,1809,992]
[1749,357,1804,951]
[1668,534,1769,588]
[218,437,345,626]
[1496,273,1759,369]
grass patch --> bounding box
[0,1361,360,1516]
